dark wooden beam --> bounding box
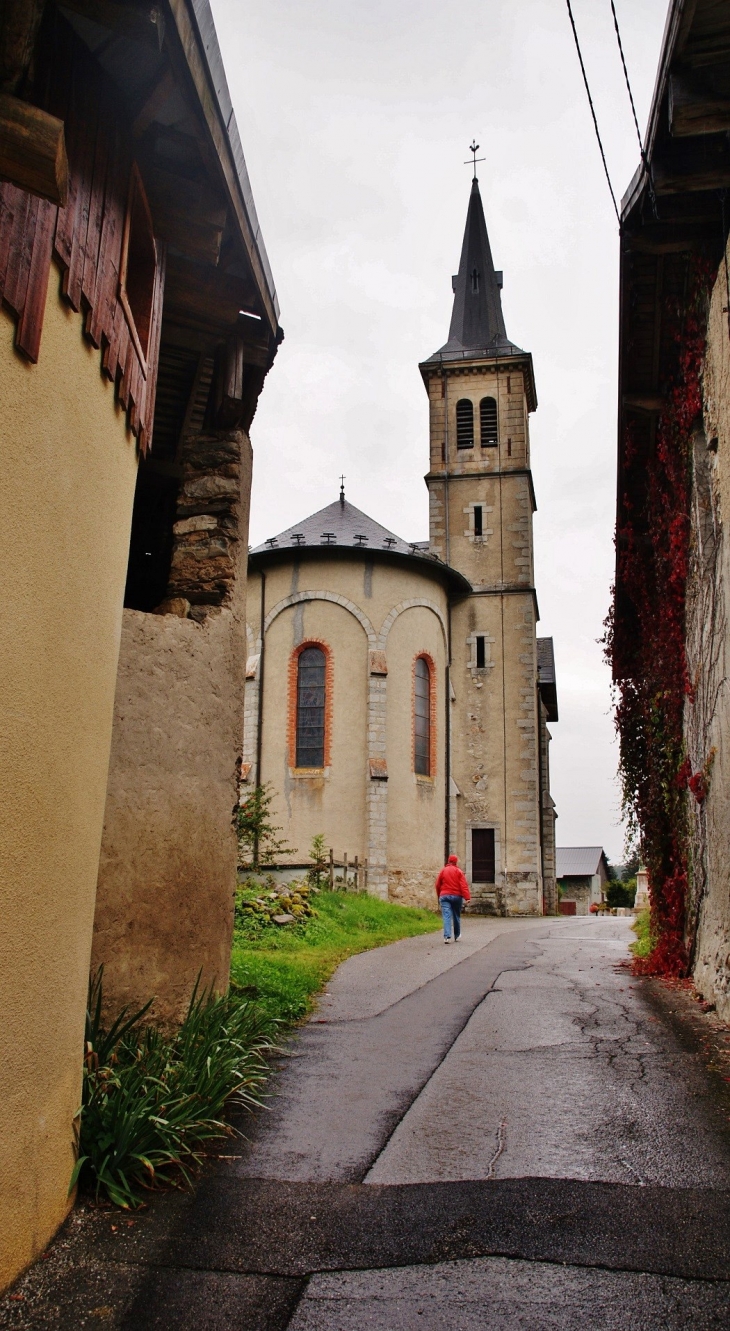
[669,73,730,137]
[0,93,68,204]
[0,0,46,94]
[140,163,226,267]
[163,252,263,340]
[59,0,165,51]
[623,393,665,413]
[653,161,730,194]
[132,66,176,138]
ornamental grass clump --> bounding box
[75,970,276,1208]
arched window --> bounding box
[296,646,326,767]
[456,398,474,449]
[414,656,432,776]
[480,396,498,447]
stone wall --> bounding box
[426,361,545,917]
[687,243,730,1021]
[92,431,252,1023]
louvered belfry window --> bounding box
[296,647,326,767]
[456,398,474,449]
[414,656,431,776]
[480,396,498,447]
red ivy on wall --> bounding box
[605,260,715,977]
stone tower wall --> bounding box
[425,359,544,915]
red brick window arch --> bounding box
[288,641,333,769]
[414,653,436,777]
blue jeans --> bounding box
[440,894,463,939]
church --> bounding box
[243,176,558,914]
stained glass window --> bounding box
[414,656,431,776]
[296,646,326,768]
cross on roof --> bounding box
[464,139,485,180]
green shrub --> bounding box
[631,908,654,959]
[75,970,276,1208]
[606,879,636,909]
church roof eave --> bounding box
[248,495,472,596]
[418,349,538,414]
[248,540,472,596]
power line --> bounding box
[564,0,621,226]
[609,1,643,157]
[609,0,658,217]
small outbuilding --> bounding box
[556,847,610,915]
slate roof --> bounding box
[251,497,417,556]
[556,847,607,878]
[250,496,471,594]
[537,636,558,722]
[424,178,524,364]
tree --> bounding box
[237,784,291,869]
[606,878,636,909]
[308,834,328,889]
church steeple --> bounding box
[429,178,523,361]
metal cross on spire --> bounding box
[339,474,346,505]
[464,140,485,180]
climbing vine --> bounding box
[605,259,715,977]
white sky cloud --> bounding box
[210,0,670,863]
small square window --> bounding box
[476,636,486,669]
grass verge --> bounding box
[230,888,440,1023]
[631,907,654,960]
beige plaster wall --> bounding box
[246,555,450,901]
[688,245,730,1020]
[92,435,252,1026]
[386,604,447,908]
[0,268,137,1290]
[260,597,368,863]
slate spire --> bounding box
[437,177,521,358]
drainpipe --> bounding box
[253,568,266,867]
[445,595,452,863]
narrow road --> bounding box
[3,917,730,1329]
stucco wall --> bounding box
[246,556,449,903]
[689,243,730,1020]
[260,596,369,865]
[0,267,137,1290]
[386,605,447,908]
[92,436,253,1025]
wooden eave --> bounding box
[615,0,730,681]
[56,0,281,363]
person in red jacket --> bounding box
[435,854,471,943]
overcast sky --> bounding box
[210,0,670,863]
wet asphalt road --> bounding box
[2,916,730,1329]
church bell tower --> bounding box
[419,172,555,916]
